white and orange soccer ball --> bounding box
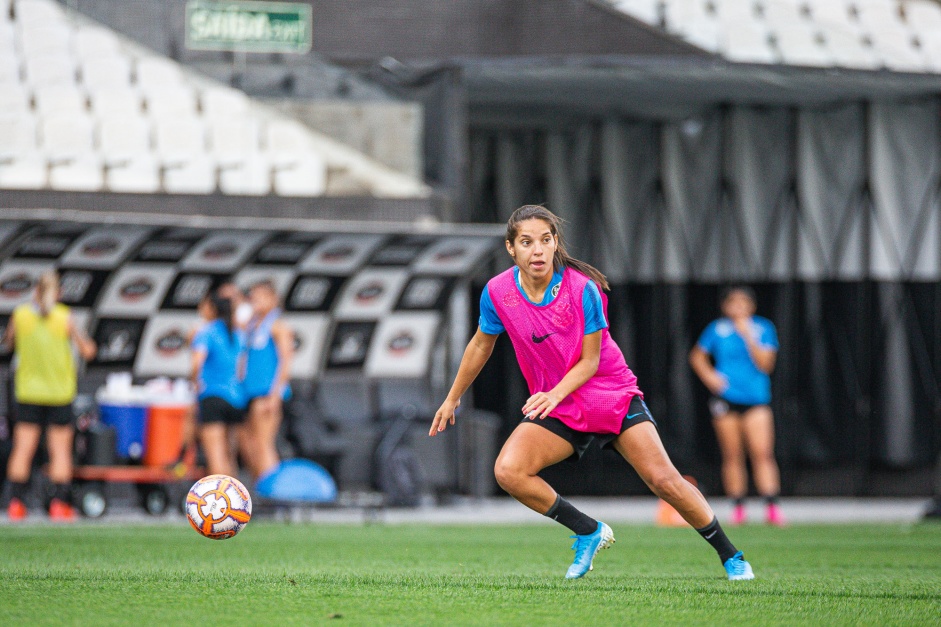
[185,474,252,540]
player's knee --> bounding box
[493,458,525,493]
[649,470,686,502]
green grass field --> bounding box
[1,521,939,625]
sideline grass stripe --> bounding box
[1,524,939,625]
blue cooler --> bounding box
[98,402,148,460]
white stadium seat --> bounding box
[15,0,66,25]
[714,0,760,22]
[90,86,142,118]
[106,155,161,193]
[163,155,216,194]
[0,84,30,115]
[610,0,662,25]
[18,21,72,57]
[805,0,857,30]
[0,153,47,189]
[145,84,198,117]
[48,154,103,191]
[99,115,151,162]
[773,24,832,67]
[265,119,314,164]
[826,28,881,69]
[40,111,95,159]
[722,20,777,63]
[201,86,250,117]
[74,26,122,59]
[663,0,712,32]
[0,111,37,159]
[679,20,721,51]
[24,51,76,86]
[34,84,87,115]
[0,43,19,81]
[219,156,272,196]
[81,55,132,90]
[273,153,327,197]
[135,56,183,89]
[154,116,206,162]
[209,117,260,165]
[866,22,926,71]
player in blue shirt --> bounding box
[689,286,784,526]
[191,294,246,476]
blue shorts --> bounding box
[521,395,657,459]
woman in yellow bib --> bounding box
[4,272,96,522]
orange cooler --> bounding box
[143,404,189,467]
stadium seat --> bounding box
[826,28,881,69]
[722,20,777,63]
[610,0,662,25]
[678,20,722,51]
[106,155,161,193]
[0,153,47,189]
[715,0,761,22]
[163,155,216,194]
[265,119,314,163]
[90,86,142,118]
[24,51,76,86]
[98,115,151,162]
[0,111,37,160]
[805,0,857,30]
[866,22,926,71]
[905,1,941,35]
[145,84,198,117]
[74,26,121,60]
[201,86,250,117]
[40,111,94,159]
[14,0,65,25]
[773,23,832,67]
[48,155,104,191]
[0,50,19,83]
[0,81,29,114]
[81,55,132,90]
[135,56,183,89]
[154,116,206,162]
[663,0,712,33]
[34,84,87,115]
[209,117,260,166]
[18,21,72,57]
[273,153,327,196]
[219,156,272,196]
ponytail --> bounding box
[36,271,59,316]
[208,294,236,342]
[505,205,610,291]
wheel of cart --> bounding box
[138,484,170,516]
[74,481,108,518]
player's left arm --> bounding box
[67,315,97,361]
[523,330,601,420]
[268,319,295,401]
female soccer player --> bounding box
[191,294,246,476]
[429,205,754,580]
[4,271,96,521]
[241,280,293,480]
[689,287,783,526]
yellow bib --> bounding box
[13,303,77,406]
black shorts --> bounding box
[709,397,767,418]
[198,397,245,426]
[522,395,657,459]
[16,402,73,427]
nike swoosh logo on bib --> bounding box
[531,332,554,343]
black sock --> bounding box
[52,483,71,504]
[545,495,598,536]
[696,517,739,563]
[10,481,28,502]
[732,496,746,508]
[764,494,779,507]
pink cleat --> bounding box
[765,503,786,527]
[730,503,747,526]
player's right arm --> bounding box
[429,328,498,436]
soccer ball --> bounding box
[185,474,252,540]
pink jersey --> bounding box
[488,266,641,434]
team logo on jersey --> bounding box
[531,331,554,344]
[551,283,561,298]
